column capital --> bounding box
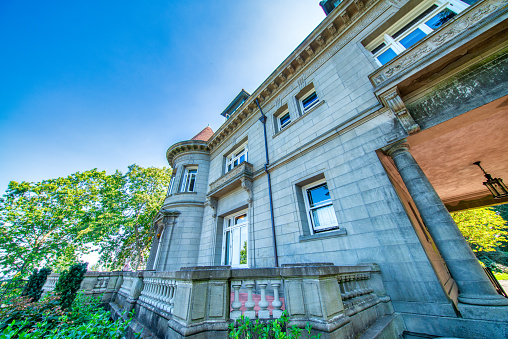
[383,139,410,158]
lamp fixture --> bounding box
[473,161,508,199]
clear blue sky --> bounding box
[0,1,325,193]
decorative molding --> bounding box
[305,46,314,57]
[205,197,218,218]
[379,87,420,135]
[241,178,254,203]
[208,162,254,198]
[166,140,209,167]
[382,139,410,158]
[369,0,507,89]
[297,77,307,90]
[341,11,351,24]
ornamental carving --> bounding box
[380,87,420,135]
[369,0,507,89]
[208,162,254,198]
[205,197,218,218]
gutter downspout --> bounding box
[255,99,279,267]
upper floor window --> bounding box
[226,143,248,173]
[302,179,338,233]
[167,171,177,196]
[180,166,197,192]
[300,89,320,114]
[369,0,470,66]
[279,111,291,130]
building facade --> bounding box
[136,0,508,337]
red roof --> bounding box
[191,126,214,142]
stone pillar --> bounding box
[385,140,508,306]
[145,234,160,270]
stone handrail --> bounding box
[230,279,284,320]
[42,273,59,295]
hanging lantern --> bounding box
[473,161,508,199]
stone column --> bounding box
[385,140,508,306]
[145,233,160,270]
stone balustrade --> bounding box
[42,273,59,295]
[41,264,394,338]
[138,277,176,314]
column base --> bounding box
[458,301,508,322]
[458,294,508,306]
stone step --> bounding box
[358,314,405,339]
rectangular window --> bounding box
[279,111,291,130]
[222,211,248,267]
[301,90,319,113]
[180,166,198,192]
[167,175,176,196]
[369,1,468,66]
[226,144,248,173]
[303,179,338,233]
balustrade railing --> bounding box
[338,272,375,310]
[119,275,134,296]
[139,277,176,314]
[230,279,284,320]
[43,274,59,294]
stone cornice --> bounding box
[207,0,388,151]
[166,140,209,167]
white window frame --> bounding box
[221,210,248,268]
[180,166,198,192]
[225,143,248,173]
[299,88,320,114]
[370,0,469,66]
[167,174,176,196]
[302,179,339,234]
[278,110,292,131]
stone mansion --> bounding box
[44,0,508,337]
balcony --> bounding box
[208,161,254,198]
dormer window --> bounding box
[368,1,470,66]
[226,143,248,173]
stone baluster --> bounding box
[257,280,270,319]
[162,280,171,313]
[244,280,256,319]
[230,280,243,320]
[271,280,283,318]
[169,280,176,314]
[338,276,347,300]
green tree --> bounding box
[88,165,172,271]
[0,170,107,276]
[451,207,508,252]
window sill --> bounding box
[299,227,347,242]
[272,100,326,139]
[173,192,198,195]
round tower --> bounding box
[146,127,212,271]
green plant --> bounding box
[21,268,51,302]
[228,311,321,339]
[54,263,87,309]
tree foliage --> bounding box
[55,263,88,310]
[451,206,508,253]
[0,165,171,276]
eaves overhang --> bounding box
[206,0,382,152]
[166,140,209,167]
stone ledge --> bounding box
[299,228,347,242]
[208,161,254,198]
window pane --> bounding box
[240,226,247,265]
[311,205,337,229]
[302,92,318,110]
[377,48,398,65]
[400,28,427,49]
[424,8,456,30]
[307,183,331,207]
[239,154,245,164]
[188,176,195,192]
[235,214,246,225]
[280,113,291,127]
[188,169,197,174]
[224,231,230,265]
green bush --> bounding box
[0,293,138,339]
[228,311,321,339]
[21,268,52,302]
[55,263,87,309]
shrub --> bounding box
[55,263,87,309]
[0,293,139,339]
[21,268,52,302]
[228,311,321,339]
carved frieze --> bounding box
[369,0,507,89]
[379,87,420,135]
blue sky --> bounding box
[0,1,325,193]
